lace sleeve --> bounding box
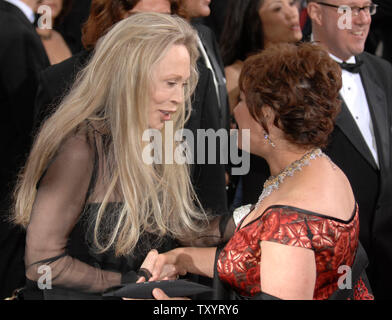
[24,135,121,293]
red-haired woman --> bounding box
[151,43,374,300]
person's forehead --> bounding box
[131,0,171,14]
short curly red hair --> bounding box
[239,42,342,149]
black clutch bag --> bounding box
[103,279,213,299]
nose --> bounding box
[355,8,371,25]
[285,3,299,21]
[171,86,184,105]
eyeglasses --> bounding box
[316,2,378,16]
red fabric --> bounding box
[300,9,308,29]
[217,205,374,300]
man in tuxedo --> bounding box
[0,0,49,298]
[307,0,392,299]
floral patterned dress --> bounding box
[217,204,374,300]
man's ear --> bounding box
[307,2,323,26]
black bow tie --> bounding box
[339,60,364,73]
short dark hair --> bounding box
[239,42,342,148]
[54,0,73,26]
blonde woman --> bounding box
[12,12,206,300]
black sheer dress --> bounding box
[22,129,176,299]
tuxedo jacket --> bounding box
[325,52,392,299]
[0,0,49,298]
[186,23,230,216]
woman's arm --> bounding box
[24,135,154,293]
[151,247,217,280]
[259,240,316,300]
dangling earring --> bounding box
[264,133,276,148]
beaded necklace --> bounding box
[255,148,332,209]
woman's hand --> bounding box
[149,248,187,281]
[136,249,159,282]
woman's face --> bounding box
[259,0,302,46]
[181,0,211,19]
[233,92,266,156]
[39,0,63,19]
[149,44,191,130]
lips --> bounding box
[159,110,176,121]
[290,24,301,31]
[352,31,364,36]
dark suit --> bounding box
[0,0,49,298]
[188,23,229,216]
[325,52,392,299]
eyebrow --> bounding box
[163,74,190,80]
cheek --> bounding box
[150,87,169,106]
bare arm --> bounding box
[259,241,316,300]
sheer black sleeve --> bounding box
[24,135,122,293]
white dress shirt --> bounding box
[5,0,35,23]
[329,53,379,168]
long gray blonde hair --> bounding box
[14,13,206,256]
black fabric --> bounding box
[0,0,50,299]
[55,0,92,54]
[196,0,228,43]
[328,242,371,300]
[186,23,229,217]
[33,50,91,131]
[22,133,177,299]
[104,279,213,299]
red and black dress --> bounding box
[217,204,374,300]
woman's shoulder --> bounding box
[278,157,355,222]
[56,131,95,164]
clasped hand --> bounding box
[124,248,188,300]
